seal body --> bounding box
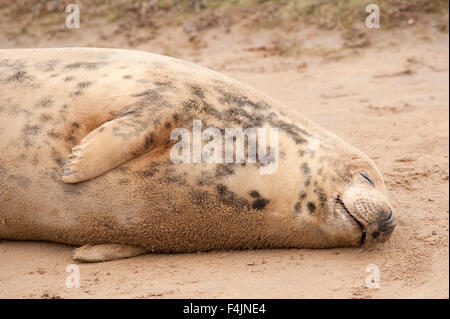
[0,48,396,257]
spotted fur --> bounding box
[0,48,395,259]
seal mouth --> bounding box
[336,196,366,246]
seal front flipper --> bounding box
[72,244,148,262]
[62,112,169,183]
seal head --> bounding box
[325,154,397,247]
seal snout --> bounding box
[361,207,397,245]
[377,209,396,235]
[338,187,397,246]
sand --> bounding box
[0,14,448,298]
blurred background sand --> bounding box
[0,0,448,298]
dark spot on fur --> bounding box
[154,81,171,87]
[77,81,92,89]
[51,148,64,166]
[249,190,261,198]
[122,75,133,79]
[216,184,249,209]
[316,187,327,209]
[307,202,316,213]
[65,62,104,70]
[7,71,29,82]
[300,163,312,187]
[47,131,61,139]
[138,169,156,178]
[144,133,154,148]
[65,135,76,143]
[64,76,74,82]
[164,121,171,128]
[118,179,130,185]
[190,84,205,99]
[183,98,223,120]
[40,113,53,122]
[215,85,268,111]
[22,124,40,136]
[196,178,206,186]
[35,97,53,109]
[65,62,82,69]
[137,162,160,178]
[304,176,312,187]
[301,163,311,176]
[292,201,302,218]
[252,198,269,210]
[269,118,309,145]
[132,89,161,99]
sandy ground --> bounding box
[0,15,449,298]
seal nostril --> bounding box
[386,210,393,221]
[379,209,393,223]
[378,217,396,234]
